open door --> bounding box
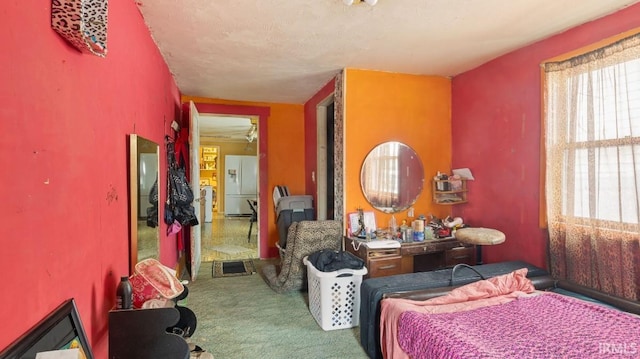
[189,101,202,280]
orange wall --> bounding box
[343,69,452,229]
[1,1,180,355]
[182,96,305,258]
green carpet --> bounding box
[185,260,368,358]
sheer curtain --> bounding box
[362,142,400,208]
[544,34,640,301]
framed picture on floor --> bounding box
[0,299,93,359]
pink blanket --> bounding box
[380,268,535,359]
[398,292,640,358]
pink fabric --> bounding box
[380,268,534,359]
[398,292,640,358]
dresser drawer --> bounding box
[401,243,437,256]
[445,246,475,266]
[368,255,403,278]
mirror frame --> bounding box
[360,141,425,213]
[129,134,160,274]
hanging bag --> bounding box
[167,141,194,206]
[164,137,199,226]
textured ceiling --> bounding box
[136,0,640,104]
[198,115,253,143]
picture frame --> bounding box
[347,211,377,237]
[0,299,93,359]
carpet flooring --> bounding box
[185,260,369,359]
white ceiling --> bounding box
[136,0,639,106]
[198,115,254,143]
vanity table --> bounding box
[344,236,475,279]
[353,141,475,278]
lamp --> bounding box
[343,0,377,6]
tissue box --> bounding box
[36,348,83,359]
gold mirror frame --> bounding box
[129,134,160,274]
[360,141,424,213]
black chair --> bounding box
[247,199,258,242]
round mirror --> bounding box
[360,142,424,213]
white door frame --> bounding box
[188,101,202,280]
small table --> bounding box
[109,307,189,359]
[344,236,475,278]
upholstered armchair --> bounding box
[263,220,343,293]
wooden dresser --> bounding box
[344,236,475,279]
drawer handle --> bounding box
[379,264,397,270]
[451,256,469,260]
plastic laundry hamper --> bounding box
[303,256,368,331]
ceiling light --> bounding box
[343,0,377,6]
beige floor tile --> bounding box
[200,213,258,261]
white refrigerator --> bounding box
[224,155,257,215]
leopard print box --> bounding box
[51,0,108,57]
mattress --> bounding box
[396,290,640,358]
[359,261,549,359]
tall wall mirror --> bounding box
[360,141,424,213]
[129,134,160,273]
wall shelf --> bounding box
[432,179,467,205]
[200,146,219,212]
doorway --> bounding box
[187,102,270,278]
[199,118,259,263]
[316,95,335,220]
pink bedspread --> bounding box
[398,292,640,358]
[380,268,534,359]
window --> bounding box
[544,34,640,300]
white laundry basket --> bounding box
[303,256,368,331]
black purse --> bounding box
[165,139,199,226]
[169,166,194,206]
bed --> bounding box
[380,268,640,359]
[359,261,552,359]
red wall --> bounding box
[1,1,180,356]
[451,4,640,269]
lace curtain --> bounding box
[544,34,640,301]
[361,142,401,208]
